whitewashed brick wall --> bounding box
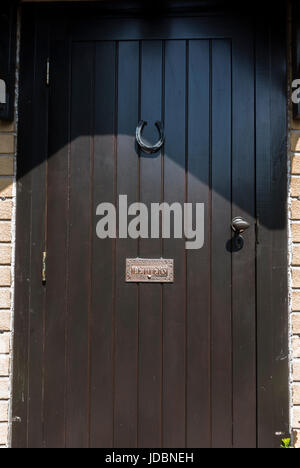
[0,119,15,447]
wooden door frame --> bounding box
[12,1,289,448]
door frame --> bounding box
[12,1,289,448]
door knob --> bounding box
[231,217,250,234]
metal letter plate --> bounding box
[126,258,174,283]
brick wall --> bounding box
[289,0,300,446]
[0,120,15,448]
[291,128,300,445]
[290,134,300,445]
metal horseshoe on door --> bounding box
[136,120,165,154]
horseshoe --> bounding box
[136,120,165,154]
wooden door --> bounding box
[12,2,289,449]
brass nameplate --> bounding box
[126,259,174,283]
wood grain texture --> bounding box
[13,2,289,448]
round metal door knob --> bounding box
[231,217,250,234]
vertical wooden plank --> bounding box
[12,4,36,449]
[90,41,116,448]
[232,28,256,448]
[186,40,211,449]
[138,40,163,448]
[255,19,274,448]
[211,40,232,448]
[43,38,70,448]
[256,10,289,448]
[163,40,186,449]
[27,18,49,448]
[65,42,94,448]
[114,41,139,448]
[267,10,289,447]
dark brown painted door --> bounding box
[15,7,283,449]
